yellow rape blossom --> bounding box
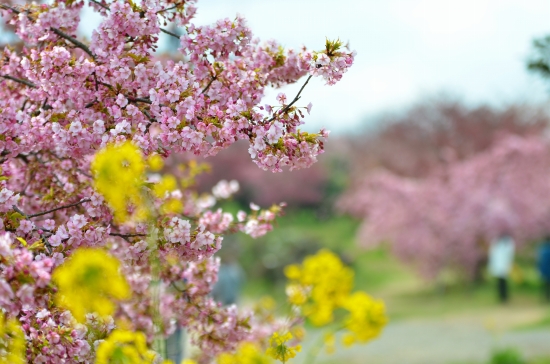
[323,332,335,354]
[285,284,307,306]
[290,326,305,342]
[284,250,354,326]
[181,360,198,364]
[218,342,272,364]
[153,175,184,214]
[95,329,156,364]
[153,175,178,198]
[91,141,147,222]
[53,248,131,323]
[341,292,388,346]
[265,332,301,363]
[0,312,25,364]
[147,154,164,172]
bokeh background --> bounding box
[5,1,550,363]
[186,2,550,363]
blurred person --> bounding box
[165,279,187,363]
[165,324,185,364]
[488,235,515,303]
[537,237,550,302]
[212,259,245,306]
[212,239,245,306]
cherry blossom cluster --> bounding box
[0,0,354,362]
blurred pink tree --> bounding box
[340,134,550,279]
[347,98,549,178]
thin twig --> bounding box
[142,109,155,124]
[267,75,312,122]
[129,97,152,104]
[12,205,28,217]
[90,0,109,10]
[160,27,180,39]
[0,3,20,13]
[97,81,114,90]
[156,2,183,14]
[201,75,216,95]
[110,232,147,238]
[27,198,91,218]
[13,203,54,254]
[50,28,95,59]
[1,74,36,88]
[85,99,98,108]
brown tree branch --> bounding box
[50,27,96,60]
[267,75,312,122]
[25,198,91,218]
[1,74,36,88]
[160,27,180,39]
[156,2,184,14]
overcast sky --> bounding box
[183,0,550,133]
[80,0,550,134]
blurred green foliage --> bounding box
[489,348,526,364]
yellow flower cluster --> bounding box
[284,249,388,347]
[52,248,131,323]
[0,312,25,364]
[284,250,354,326]
[178,160,210,189]
[95,329,157,364]
[217,342,272,364]
[91,142,147,222]
[341,292,387,346]
[153,175,183,214]
[265,332,301,363]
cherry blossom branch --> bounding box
[0,3,95,59]
[160,28,179,39]
[109,232,147,238]
[201,75,216,94]
[49,28,96,60]
[11,205,54,253]
[1,74,36,88]
[156,2,184,14]
[267,75,312,122]
[84,1,181,39]
[22,199,91,218]
[128,97,152,104]
[89,0,109,10]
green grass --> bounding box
[235,209,550,323]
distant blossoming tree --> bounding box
[340,135,550,279]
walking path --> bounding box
[297,307,550,364]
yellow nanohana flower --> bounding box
[0,312,25,364]
[53,248,131,322]
[290,326,305,342]
[147,154,164,172]
[153,175,178,198]
[341,291,388,346]
[284,250,354,326]
[181,360,198,364]
[217,342,272,364]
[265,332,301,363]
[323,332,336,354]
[152,174,183,214]
[258,295,277,311]
[285,284,307,306]
[95,329,156,364]
[91,141,147,222]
